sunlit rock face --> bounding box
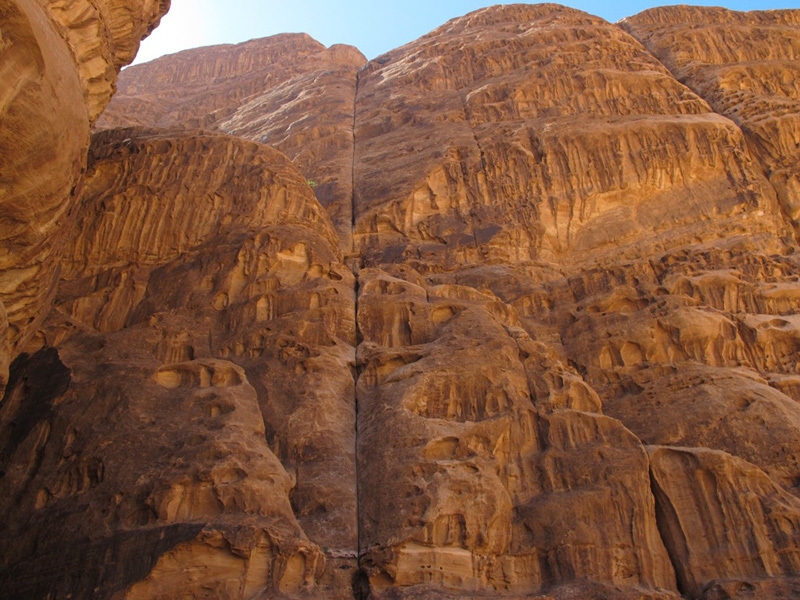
[348,6,800,599]
[3,3,800,600]
[622,7,800,240]
[96,34,367,252]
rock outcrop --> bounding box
[0,0,168,396]
[97,35,367,251]
[623,7,800,239]
[0,128,357,598]
[3,3,800,600]
[347,6,800,598]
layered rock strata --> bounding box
[623,7,800,239]
[0,0,168,396]
[0,128,357,599]
[97,35,367,251]
[346,6,800,598]
[2,3,800,600]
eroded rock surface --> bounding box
[97,35,367,250]
[349,6,800,597]
[2,3,800,600]
[0,0,168,396]
[623,7,800,239]
[0,128,357,599]
[352,4,788,271]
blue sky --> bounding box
[134,0,800,64]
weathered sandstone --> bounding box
[355,267,677,597]
[649,445,800,597]
[352,4,787,271]
[0,128,357,598]
[623,7,800,240]
[2,3,800,600]
[348,7,800,595]
[43,0,170,121]
[97,35,367,250]
[0,0,168,396]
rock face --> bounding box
[3,3,800,600]
[622,7,800,239]
[348,6,800,598]
[0,0,168,396]
[0,128,356,598]
[96,35,367,251]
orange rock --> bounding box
[0,0,168,394]
[0,128,357,598]
[97,35,367,251]
[649,445,800,597]
[3,3,800,600]
[623,7,800,240]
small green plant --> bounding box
[306,179,318,188]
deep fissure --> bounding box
[349,65,368,599]
[5,5,800,598]
[649,468,690,596]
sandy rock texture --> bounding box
[0,0,168,395]
[623,7,800,240]
[349,6,800,596]
[2,3,800,600]
[0,128,357,599]
[351,4,787,270]
[97,34,367,251]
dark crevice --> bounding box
[352,567,372,600]
[0,348,70,474]
[459,91,490,251]
[351,63,366,599]
[351,68,361,233]
[353,272,363,571]
[649,465,690,597]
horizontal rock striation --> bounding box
[97,35,367,251]
[3,3,800,600]
[0,128,358,599]
[351,4,787,272]
[0,0,168,397]
[348,7,800,596]
[623,7,800,240]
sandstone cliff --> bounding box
[97,35,367,251]
[0,0,169,397]
[623,7,800,239]
[3,3,800,600]
[1,127,356,598]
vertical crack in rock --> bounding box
[648,457,688,597]
[460,90,492,251]
[351,567,371,600]
[350,66,370,600]
[5,4,800,599]
[351,69,362,235]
